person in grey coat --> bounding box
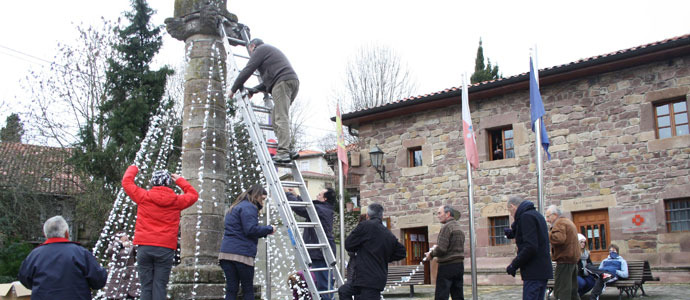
[230,38,299,163]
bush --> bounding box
[0,238,33,283]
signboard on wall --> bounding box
[621,205,657,233]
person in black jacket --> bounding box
[339,203,406,300]
[504,196,553,300]
[286,187,336,300]
[230,38,299,163]
[18,216,108,300]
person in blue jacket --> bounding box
[504,196,553,300]
[219,185,275,300]
[286,187,336,300]
[18,215,108,300]
[590,244,628,300]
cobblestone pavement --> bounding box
[379,283,690,299]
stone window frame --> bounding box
[476,111,521,169]
[488,215,511,246]
[642,87,690,152]
[396,137,432,177]
[408,146,423,167]
[487,126,515,161]
[664,198,690,232]
[653,98,689,139]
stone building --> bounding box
[340,34,690,283]
[0,142,85,244]
[279,149,335,199]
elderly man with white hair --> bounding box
[18,215,108,300]
[545,205,581,300]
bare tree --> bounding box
[339,43,418,112]
[22,18,118,148]
[288,96,310,151]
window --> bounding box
[655,99,689,139]
[488,127,514,160]
[489,216,510,246]
[408,146,423,167]
[300,160,310,171]
[665,198,690,232]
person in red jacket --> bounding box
[121,165,198,300]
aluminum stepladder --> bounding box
[220,23,344,299]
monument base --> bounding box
[168,264,261,299]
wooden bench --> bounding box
[386,264,426,297]
[547,260,655,300]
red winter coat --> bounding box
[122,165,198,250]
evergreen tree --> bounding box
[470,38,501,84]
[0,113,24,143]
[73,0,173,185]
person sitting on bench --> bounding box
[590,244,628,300]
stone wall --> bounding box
[352,55,690,281]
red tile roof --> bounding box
[340,33,690,122]
[0,142,83,196]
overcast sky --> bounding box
[1,0,689,148]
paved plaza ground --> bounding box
[380,283,690,300]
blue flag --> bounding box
[529,57,551,160]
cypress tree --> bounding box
[470,38,501,84]
[0,113,24,143]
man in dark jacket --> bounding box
[19,216,108,300]
[504,196,553,300]
[287,188,337,300]
[230,38,299,163]
[340,203,406,299]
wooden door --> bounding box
[572,209,611,262]
[402,227,431,284]
[403,227,428,265]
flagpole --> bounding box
[532,47,545,214]
[461,73,478,300]
[338,159,346,274]
[465,159,478,300]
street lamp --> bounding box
[369,145,386,182]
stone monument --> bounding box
[164,0,245,298]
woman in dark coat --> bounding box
[219,185,275,300]
[104,232,140,300]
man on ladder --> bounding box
[230,38,299,163]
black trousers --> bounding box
[337,283,381,300]
[435,262,464,300]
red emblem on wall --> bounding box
[632,214,645,226]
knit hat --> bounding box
[151,170,172,187]
[578,233,587,242]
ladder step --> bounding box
[296,222,319,228]
[287,201,310,207]
[251,105,272,114]
[281,181,303,188]
[232,53,250,60]
[305,243,328,249]
[273,161,294,168]
[227,37,248,45]
[317,289,338,295]
[259,124,273,131]
[309,266,336,272]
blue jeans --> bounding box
[522,280,547,300]
[577,275,595,296]
[136,245,174,300]
[220,260,255,300]
[312,260,334,300]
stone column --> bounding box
[165,1,235,298]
